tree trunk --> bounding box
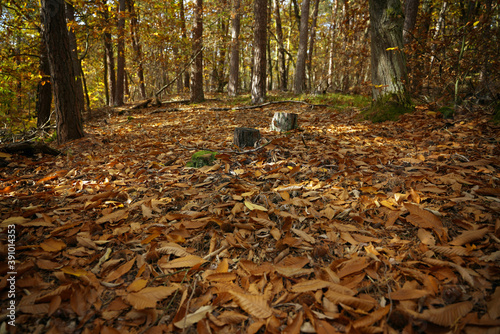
[307,0,320,91]
[228,0,241,97]
[179,0,190,90]
[190,0,204,103]
[102,1,116,107]
[274,0,287,91]
[115,0,126,106]
[36,27,52,128]
[41,0,84,144]
[65,1,86,112]
[369,0,410,105]
[403,0,420,45]
[128,0,146,99]
[251,0,267,104]
[294,0,310,94]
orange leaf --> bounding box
[229,291,273,319]
[105,257,136,282]
[159,255,206,270]
[125,286,178,310]
[40,238,67,252]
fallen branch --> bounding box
[1,141,61,156]
[209,100,331,111]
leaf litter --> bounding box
[0,98,499,333]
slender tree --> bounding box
[251,0,267,104]
[228,0,241,97]
[115,0,126,106]
[369,0,410,106]
[403,0,419,45]
[40,0,84,144]
[128,0,146,99]
[274,0,287,91]
[36,22,52,128]
[294,0,310,94]
[190,0,204,103]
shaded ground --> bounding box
[1,96,499,333]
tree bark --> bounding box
[403,0,419,45]
[251,0,267,104]
[190,0,204,103]
[274,0,287,91]
[102,0,116,107]
[128,0,146,99]
[179,0,190,90]
[228,0,241,97]
[294,0,310,94]
[115,0,126,106]
[65,1,86,112]
[307,0,320,91]
[369,0,410,105]
[36,26,52,128]
[41,0,84,144]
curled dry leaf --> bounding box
[449,227,489,246]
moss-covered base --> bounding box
[363,94,414,123]
[186,150,217,168]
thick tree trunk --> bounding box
[41,0,84,144]
[65,1,86,112]
[369,0,410,105]
[251,0,267,104]
[228,0,241,97]
[36,28,52,128]
[294,0,310,94]
[190,0,204,103]
[115,0,126,106]
[274,0,287,91]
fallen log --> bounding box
[1,141,61,156]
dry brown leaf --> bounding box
[174,305,214,329]
[449,227,489,246]
[324,289,376,312]
[283,310,303,334]
[389,288,430,301]
[125,286,178,310]
[156,242,191,257]
[229,291,273,319]
[105,257,136,282]
[420,301,473,327]
[40,238,67,252]
[291,228,316,244]
[159,255,206,270]
[96,209,128,224]
[353,305,391,328]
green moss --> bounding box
[493,102,500,124]
[186,150,217,168]
[438,106,454,119]
[363,93,414,123]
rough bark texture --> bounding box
[234,128,261,148]
[274,0,287,91]
[190,0,204,103]
[36,27,52,128]
[307,0,320,90]
[228,0,241,97]
[403,0,420,45]
[294,0,310,94]
[270,112,298,132]
[103,1,116,107]
[65,2,86,112]
[115,0,126,106]
[128,0,146,99]
[41,0,84,144]
[369,0,410,104]
[251,0,267,104]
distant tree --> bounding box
[115,0,126,106]
[36,24,52,128]
[369,0,410,106]
[294,0,310,94]
[251,0,267,104]
[65,1,86,111]
[40,0,84,144]
[128,0,146,99]
[274,0,287,91]
[190,0,204,103]
[228,0,241,97]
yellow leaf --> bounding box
[244,200,268,212]
[61,266,88,277]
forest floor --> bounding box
[1,94,499,333]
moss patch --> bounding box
[186,150,217,168]
[363,93,414,123]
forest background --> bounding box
[0,0,499,138]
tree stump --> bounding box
[270,112,298,132]
[234,127,261,148]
